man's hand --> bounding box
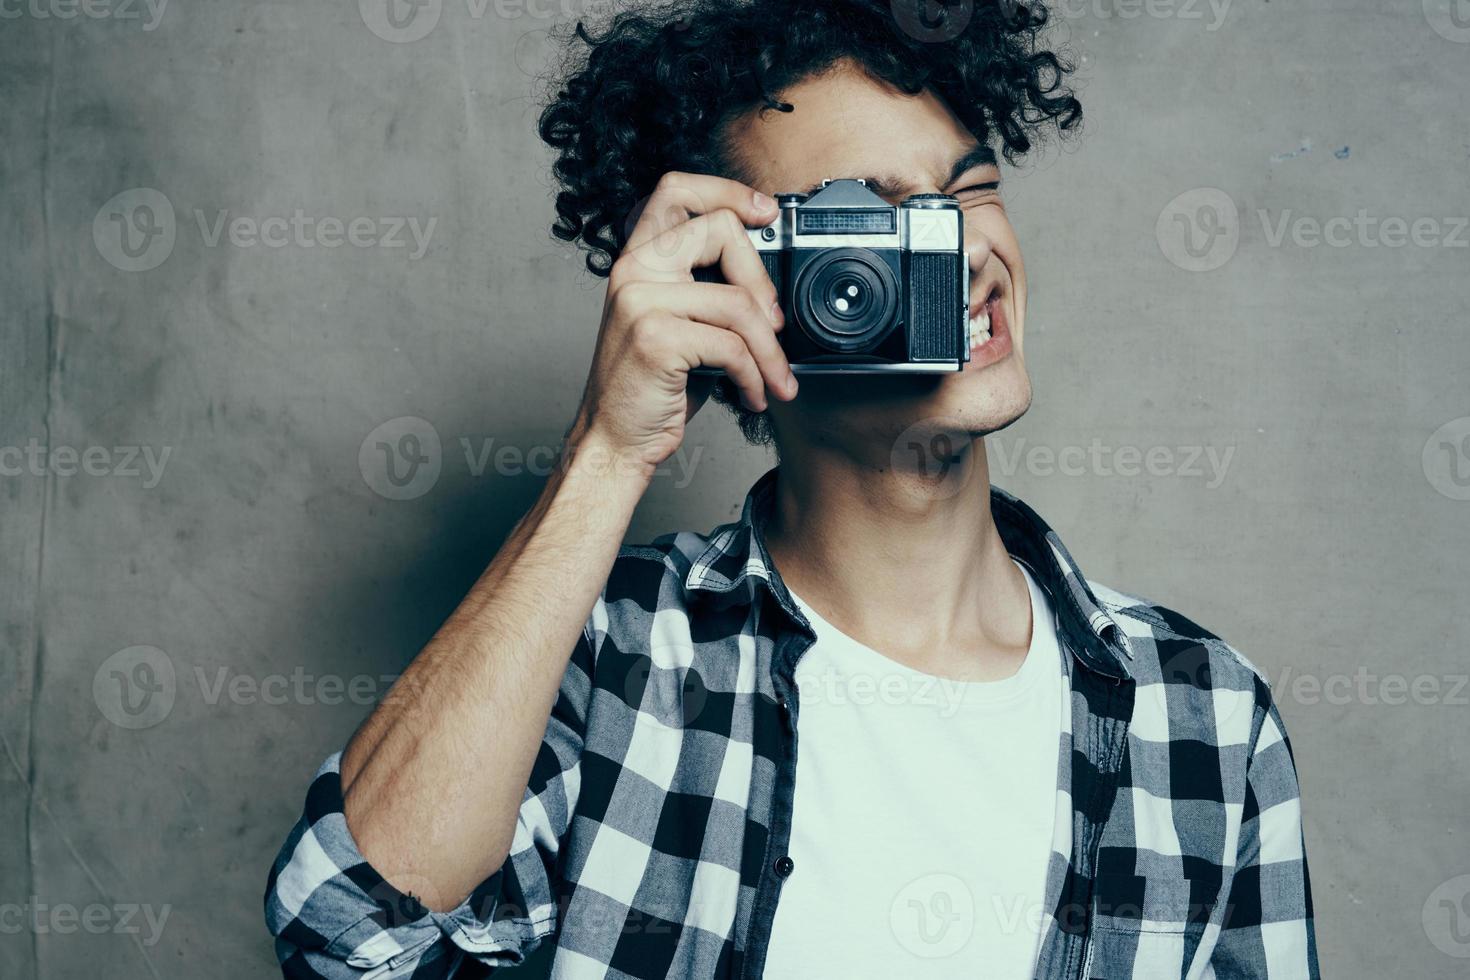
[568,172,800,473]
[331,173,800,917]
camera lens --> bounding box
[827,276,871,320]
[793,248,898,352]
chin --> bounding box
[928,357,1033,439]
[773,356,1032,454]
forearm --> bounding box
[338,431,649,911]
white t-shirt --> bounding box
[763,560,1065,978]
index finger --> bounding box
[623,171,778,255]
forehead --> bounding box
[724,63,984,197]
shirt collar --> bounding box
[685,467,1134,680]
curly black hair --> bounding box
[537,0,1082,444]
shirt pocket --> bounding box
[1085,873,1218,979]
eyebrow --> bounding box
[798,143,998,200]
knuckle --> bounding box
[742,287,768,319]
[627,312,667,351]
[719,329,748,362]
[717,208,745,236]
[612,278,650,310]
[709,287,750,331]
[606,269,628,299]
[608,258,642,294]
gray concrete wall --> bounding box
[2,2,1467,977]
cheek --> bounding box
[967,209,1024,282]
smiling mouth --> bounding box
[967,286,1006,353]
[968,292,995,346]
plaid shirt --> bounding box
[266,467,1319,979]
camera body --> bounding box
[697,178,971,373]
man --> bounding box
[266,2,1317,977]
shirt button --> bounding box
[774,855,795,878]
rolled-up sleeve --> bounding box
[264,615,599,978]
[1211,683,1320,979]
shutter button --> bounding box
[774,855,795,878]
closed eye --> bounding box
[953,181,1001,197]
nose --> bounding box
[966,233,993,275]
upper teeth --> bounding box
[969,308,992,346]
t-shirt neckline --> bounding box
[786,558,1059,705]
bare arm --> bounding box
[337,429,646,912]
[335,172,797,912]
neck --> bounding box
[762,432,1033,680]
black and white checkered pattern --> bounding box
[265,468,1318,978]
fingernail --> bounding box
[753,192,774,211]
[768,301,783,325]
[785,370,798,397]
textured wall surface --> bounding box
[2,2,1468,978]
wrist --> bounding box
[557,422,656,498]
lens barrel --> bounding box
[792,247,899,352]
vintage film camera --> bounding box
[695,177,971,373]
